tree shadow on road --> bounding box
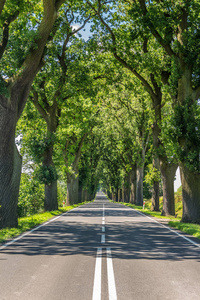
[0,213,200,262]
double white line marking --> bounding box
[92,204,117,300]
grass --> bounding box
[0,202,88,244]
[168,221,200,239]
[119,201,181,220]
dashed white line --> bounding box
[102,226,105,232]
[101,234,105,243]
[92,248,102,300]
[107,248,117,300]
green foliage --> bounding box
[57,181,67,207]
[145,164,161,186]
[169,221,200,239]
[35,165,58,185]
[18,173,44,217]
[173,99,200,172]
[143,181,152,199]
[29,133,56,163]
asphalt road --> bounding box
[0,192,200,300]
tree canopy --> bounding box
[0,0,200,228]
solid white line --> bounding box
[92,248,102,300]
[107,248,117,300]
[134,210,200,248]
[101,234,105,243]
[0,209,75,251]
[102,226,105,232]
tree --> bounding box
[85,0,179,215]
[131,0,200,222]
[29,7,90,210]
[0,0,66,228]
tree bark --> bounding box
[151,156,160,211]
[123,173,130,203]
[130,166,137,204]
[43,144,58,211]
[180,165,200,224]
[118,189,122,202]
[136,166,143,206]
[0,142,22,228]
[115,188,119,202]
[44,180,58,211]
[151,91,161,211]
[66,172,79,205]
[160,161,178,216]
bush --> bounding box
[18,173,44,217]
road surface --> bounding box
[0,192,200,300]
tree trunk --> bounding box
[44,181,58,211]
[136,166,143,206]
[0,143,22,228]
[123,173,130,203]
[151,156,160,211]
[180,165,200,224]
[43,143,58,211]
[112,191,116,202]
[66,173,79,205]
[160,161,178,216]
[130,166,137,204]
[115,188,119,202]
[176,64,200,223]
[78,186,83,203]
[107,190,112,200]
[0,108,22,228]
[82,189,88,202]
[0,1,65,228]
[118,189,122,202]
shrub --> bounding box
[18,173,44,217]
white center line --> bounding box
[101,234,105,243]
[107,248,117,300]
[92,248,102,300]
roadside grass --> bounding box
[168,221,200,239]
[0,202,88,244]
[119,201,181,220]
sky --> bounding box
[174,167,181,192]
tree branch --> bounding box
[138,0,176,57]
[72,133,88,170]
[0,10,20,59]
[31,90,49,123]
[18,0,65,85]
[85,1,158,100]
[0,0,6,16]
